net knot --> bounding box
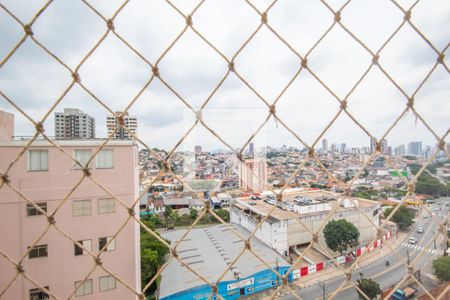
[1,174,9,184]
[24,24,33,36]
[261,12,268,24]
[334,11,341,22]
[407,97,414,108]
[372,54,379,65]
[47,215,56,225]
[107,19,115,30]
[437,53,445,64]
[269,104,276,115]
[35,122,45,134]
[152,65,160,77]
[72,72,80,83]
[404,10,411,21]
[340,100,347,110]
[186,15,193,26]
[228,61,235,72]
[82,167,91,177]
[301,58,308,68]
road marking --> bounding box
[418,246,423,251]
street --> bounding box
[282,198,449,300]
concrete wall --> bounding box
[0,141,140,299]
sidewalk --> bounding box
[292,231,409,289]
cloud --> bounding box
[0,0,448,150]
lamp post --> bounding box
[318,281,326,300]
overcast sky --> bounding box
[0,0,449,151]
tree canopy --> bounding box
[356,278,381,300]
[384,205,414,230]
[323,219,360,255]
[432,256,450,282]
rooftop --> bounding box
[159,224,289,298]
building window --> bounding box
[96,149,113,169]
[73,200,91,217]
[99,276,116,292]
[75,279,93,297]
[74,240,92,256]
[74,150,91,169]
[28,150,48,171]
[29,286,49,300]
[99,237,116,252]
[28,245,48,259]
[98,198,115,214]
[26,202,47,216]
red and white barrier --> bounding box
[292,230,394,280]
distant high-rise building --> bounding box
[249,142,255,156]
[106,111,137,140]
[408,141,422,156]
[54,108,95,140]
[195,145,202,154]
[424,146,432,159]
[281,144,287,152]
[386,146,392,156]
[340,143,346,154]
[322,139,328,153]
[331,143,337,153]
[238,158,268,192]
[370,138,377,153]
[381,139,388,154]
[394,144,406,156]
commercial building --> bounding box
[54,108,95,140]
[106,111,137,140]
[0,111,140,299]
[230,189,381,257]
[408,141,423,157]
[322,139,328,153]
[159,224,291,300]
[238,158,268,192]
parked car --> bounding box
[416,227,424,233]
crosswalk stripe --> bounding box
[413,245,418,249]
[418,246,424,251]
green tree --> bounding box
[323,219,360,255]
[140,219,169,296]
[384,205,414,230]
[189,208,198,220]
[356,278,381,299]
[432,256,450,281]
[163,205,173,227]
[215,209,230,223]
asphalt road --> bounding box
[282,198,449,300]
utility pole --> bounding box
[318,281,326,300]
[407,249,410,265]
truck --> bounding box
[391,287,417,300]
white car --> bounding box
[409,237,417,244]
[416,227,424,233]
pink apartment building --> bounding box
[0,111,140,299]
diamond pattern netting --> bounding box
[0,0,449,299]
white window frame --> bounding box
[97,198,115,214]
[99,236,116,252]
[74,149,92,169]
[99,275,116,292]
[75,279,93,297]
[74,239,92,256]
[96,149,113,169]
[29,286,50,300]
[73,200,92,217]
[26,202,47,216]
[28,150,48,171]
[28,244,48,259]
